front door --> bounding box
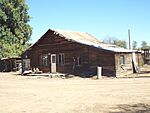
[51,54,56,73]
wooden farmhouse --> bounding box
[22,29,143,76]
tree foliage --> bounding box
[114,40,127,49]
[132,41,137,50]
[141,41,150,50]
[0,0,32,58]
[103,37,127,49]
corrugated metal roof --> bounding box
[102,47,133,52]
[53,29,133,53]
[54,29,102,45]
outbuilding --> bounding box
[0,57,21,72]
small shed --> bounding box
[143,49,150,64]
[22,29,143,76]
[0,57,21,72]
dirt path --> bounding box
[0,72,150,113]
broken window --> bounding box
[40,54,48,67]
[73,57,81,66]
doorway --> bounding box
[51,54,56,73]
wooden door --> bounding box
[51,54,56,73]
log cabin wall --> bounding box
[115,53,133,76]
[88,47,116,76]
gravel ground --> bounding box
[0,72,150,113]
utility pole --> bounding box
[128,29,131,49]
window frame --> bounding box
[120,55,125,65]
[40,54,49,67]
[58,53,65,66]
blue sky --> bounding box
[27,0,150,47]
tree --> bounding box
[114,40,127,49]
[103,37,127,49]
[0,0,32,58]
[103,37,116,45]
[132,41,137,50]
[141,41,150,50]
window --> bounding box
[22,59,30,71]
[40,54,48,67]
[120,55,125,65]
[58,53,65,65]
[74,57,81,66]
[52,56,56,63]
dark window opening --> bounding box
[74,56,81,67]
[40,54,48,67]
[52,56,56,63]
[58,53,65,66]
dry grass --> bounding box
[0,72,150,113]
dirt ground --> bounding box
[0,72,150,113]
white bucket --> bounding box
[97,67,102,79]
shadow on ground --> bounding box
[109,103,150,113]
[139,71,150,74]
